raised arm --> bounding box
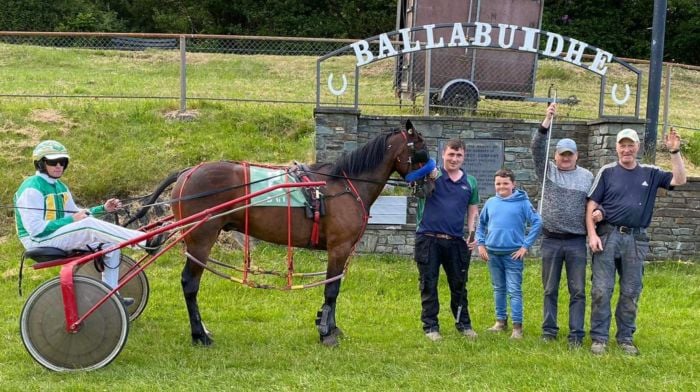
[531,103,557,180]
[541,102,556,129]
[666,128,687,186]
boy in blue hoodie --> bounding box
[476,168,542,339]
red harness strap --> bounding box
[285,171,294,287]
[340,170,369,276]
[310,210,320,246]
[295,171,322,247]
[243,162,251,284]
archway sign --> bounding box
[316,22,641,118]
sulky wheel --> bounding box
[20,276,129,372]
[75,254,149,321]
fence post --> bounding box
[644,0,668,159]
[662,63,672,140]
[179,35,187,113]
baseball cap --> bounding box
[555,138,577,154]
[616,128,640,143]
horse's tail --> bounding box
[123,168,188,227]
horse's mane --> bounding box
[328,129,401,177]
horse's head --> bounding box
[392,119,429,179]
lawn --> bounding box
[0,245,698,391]
[0,41,698,391]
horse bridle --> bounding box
[395,128,428,174]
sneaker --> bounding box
[144,233,166,255]
[591,340,607,355]
[425,331,442,342]
[618,341,640,356]
[460,328,478,339]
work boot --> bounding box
[487,319,507,332]
[541,333,557,342]
[568,339,583,350]
[510,323,523,339]
[618,341,640,356]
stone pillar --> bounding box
[586,119,646,172]
[313,107,361,164]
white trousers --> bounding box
[23,217,147,289]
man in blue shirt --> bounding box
[586,128,687,355]
[415,139,479,341]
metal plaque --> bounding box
[437,139,504,199]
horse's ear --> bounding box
[405,119,415,135]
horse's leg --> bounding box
[182,258,212,345]
[316,246,350,347]
[182,236,217,346]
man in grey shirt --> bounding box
[531,103,600,348]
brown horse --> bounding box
[131,122,426,346]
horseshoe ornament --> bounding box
[327,73,348,96]
[611,83,631,105]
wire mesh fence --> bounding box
[0,31,698,130]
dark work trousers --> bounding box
[540,236,587,342]
[590,229,648,343]
[414,234,472,333]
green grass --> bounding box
[0,41,699,391]
[0,99,315,204]
[1,245,698,390]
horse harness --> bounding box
[288,162,327,247]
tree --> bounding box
[0,0,125,32]
[542,0,699,65]
[1,0,697,64]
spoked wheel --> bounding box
[76,254,149,321]
[20,276,129,372]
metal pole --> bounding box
[354,66,360,110]
[662,64,672,140]
[179,35,187,113]
[538,92,556,214]
[424,50,431,116]
[644,0,668,160]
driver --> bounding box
[14,140,165,305]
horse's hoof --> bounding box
[192,333,214,346]
[320,334,339,347]
[319,327,343,347]
[330,327,344,338]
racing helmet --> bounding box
[32,140,70,172]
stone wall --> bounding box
[650,179,700,260]
[315,107,699,261]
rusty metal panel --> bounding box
[474,0,542,96]
[403,0,476,95]
[396,0,543,100]
[478,0,542,28]
[413,0,473,26]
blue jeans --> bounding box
[541,236,587,341]
[487,252,524,324]
[590,229,649,343]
